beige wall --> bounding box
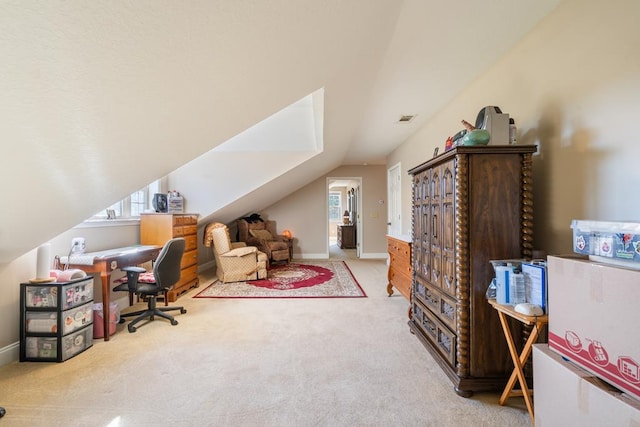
[387,0,640,256]
[261,165,388,258]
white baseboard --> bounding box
[296,253,329,260]
[0,341,20,367]
[295,252,387,260]
[359,252,387,259]
[199,260,215,272]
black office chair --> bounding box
[114,238,187,333]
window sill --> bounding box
[75,218,141,229]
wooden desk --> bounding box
[488,299,548,425]
[58,245,160,341]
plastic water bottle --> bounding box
[509,118,517,144]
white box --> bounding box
[547,255,640,400]
[534,344,640,426]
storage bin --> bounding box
[92,302,119,339]
[571,219,640,263]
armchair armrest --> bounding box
[222,246,257,257]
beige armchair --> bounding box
[237,218,291,264]
[204,222,267,283]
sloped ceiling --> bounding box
[0,0,560,262]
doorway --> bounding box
[327,177,362,260]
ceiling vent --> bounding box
[398,115,416,123]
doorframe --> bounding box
[387,162,402,237]
[326,176,363,258]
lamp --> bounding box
[282,229,292,239]
[343,210,350,224]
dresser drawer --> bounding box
[389,249,410,266]
[413,300,456,367]
[388,241,410,259]
[184,234,197,251]
[177,264,198,288]
[182,224,197,236]
[180,249,198,269]
[389,266,412,299]
[172,226,184,237]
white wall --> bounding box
[387,0,640,256]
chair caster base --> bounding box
[180,308,187,314]
[171,320,178,325]
[128,325,137,333]
[0,407,6,417]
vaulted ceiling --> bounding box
[0,0,561,262]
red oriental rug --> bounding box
[193,261,366,298]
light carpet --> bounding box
[194,261,366,298]
[0,259,530,426]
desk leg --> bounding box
[100,271,111,342]
[496,312,542,425]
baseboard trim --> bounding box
[0,341,20,367]
[359,252,387,259]
[199,260,215,272]
[295,253,329,260]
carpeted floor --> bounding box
[0,258,529,426]
[194,261,366,298]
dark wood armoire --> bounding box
[408,145,536,396]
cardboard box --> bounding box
[547,255,640,400]
[571,219,640,262]
[534,344,640,426]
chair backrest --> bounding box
[207,223,232,254]
[152,238,186,290]
[237,219,278,243]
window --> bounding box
[88,179,162,221]
[328,191,342,221]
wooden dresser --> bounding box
[337,224,356,249]
[386,235,412,301]
[140,213,199,301]
[408,145,536,397]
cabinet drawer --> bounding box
[61,326,93,361]
[61,302,93,335]
[387,240,410,260]
[412,301,456,367]
[414,279,457,332]
[184,234,197,251]
[173,226,184,236]
[24,277,93,310]
[180,249,198,269]
[173,216,185,226]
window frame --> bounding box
[328,191,342,222]
[85,179,164,222]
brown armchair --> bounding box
[237,218,291,264]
